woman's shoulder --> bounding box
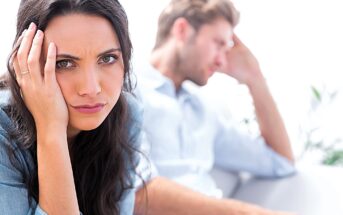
[0,89,12,134]
[124,92,143,118]
[0,107,20,175]
[124,92,143,128]
[0,106,13,139]
[123,92,143,147]
[0,107,37,215]
[0,105,34,174]
[0,106,18,155]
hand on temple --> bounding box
[219,34,264,86]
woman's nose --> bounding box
[77,69,101,97]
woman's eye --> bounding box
[56,60,73,69]
[99,55,117,64]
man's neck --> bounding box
[150,45,184,91]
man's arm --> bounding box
[248,77,294,163]
[221,34,294,163]
[134,177,294,215]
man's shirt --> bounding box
[136,64,295,198]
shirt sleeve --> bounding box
[0,131,43,215]
[34,204,83,215]
[123,93,155,213]
[34,205,48,215]
[213,115,295,178]
[0,112,83,215]
[127,91,159,189]
[135,131,159,188]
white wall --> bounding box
[1,0,342,161]
[0,1,19,73]
[123,0,343,160]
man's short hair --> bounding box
[154,0,240,49]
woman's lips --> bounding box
[72,103,106,114]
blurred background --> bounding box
[1,0,342,166]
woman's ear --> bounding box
[171,17,195,43]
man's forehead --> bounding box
[198,19,233,38]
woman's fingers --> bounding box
[11,31,26,84]
[44,42,57,85]
[13,23,58,98]
[13,30,26,50]
[27,30,44,83]
[12,56,22,85]
[17,23,36,81]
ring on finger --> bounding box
[21,70,30,75]
[20,88,24,98]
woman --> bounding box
[0,0,142,214]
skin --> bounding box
[151,17,294,162]
[13,14,124,214]
[136,16,295,215]
[135,176,296,215]
[151,17,233,89]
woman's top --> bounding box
[0,92,143,215]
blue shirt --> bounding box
[0,92,142,215]
[137,65,295,198]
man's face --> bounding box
[177,18,233,86]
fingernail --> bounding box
[36,30,43,38]
[21,29,27,36]
[50,42,55,48]
[29,22,35,30]
[49,42,56,51]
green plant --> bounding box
[299,85,342,166]
[323,150,343,166]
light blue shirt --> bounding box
[0,92,142,215]
[137,65,295,198]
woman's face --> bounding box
[43,14,124,138]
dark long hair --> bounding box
[4,0,138,214]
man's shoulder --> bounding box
[136,70,164,92]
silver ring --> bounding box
[20,89,24,98]
[21,70,30,75]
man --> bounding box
[134,0,295,214]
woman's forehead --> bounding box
[43,13,120,53]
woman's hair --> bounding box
[154,0,240,50]
[5,0,138,214]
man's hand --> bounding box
[219,34,264,86]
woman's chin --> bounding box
[69,117,106,133]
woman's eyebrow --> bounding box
[97,48,121,57]
[56,54,80,60]
[55,48,121,60]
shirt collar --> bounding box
[139,64,194,98]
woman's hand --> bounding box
[12,23,68,132]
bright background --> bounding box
[1,0,342,163]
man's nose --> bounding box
[214,51,226,68]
